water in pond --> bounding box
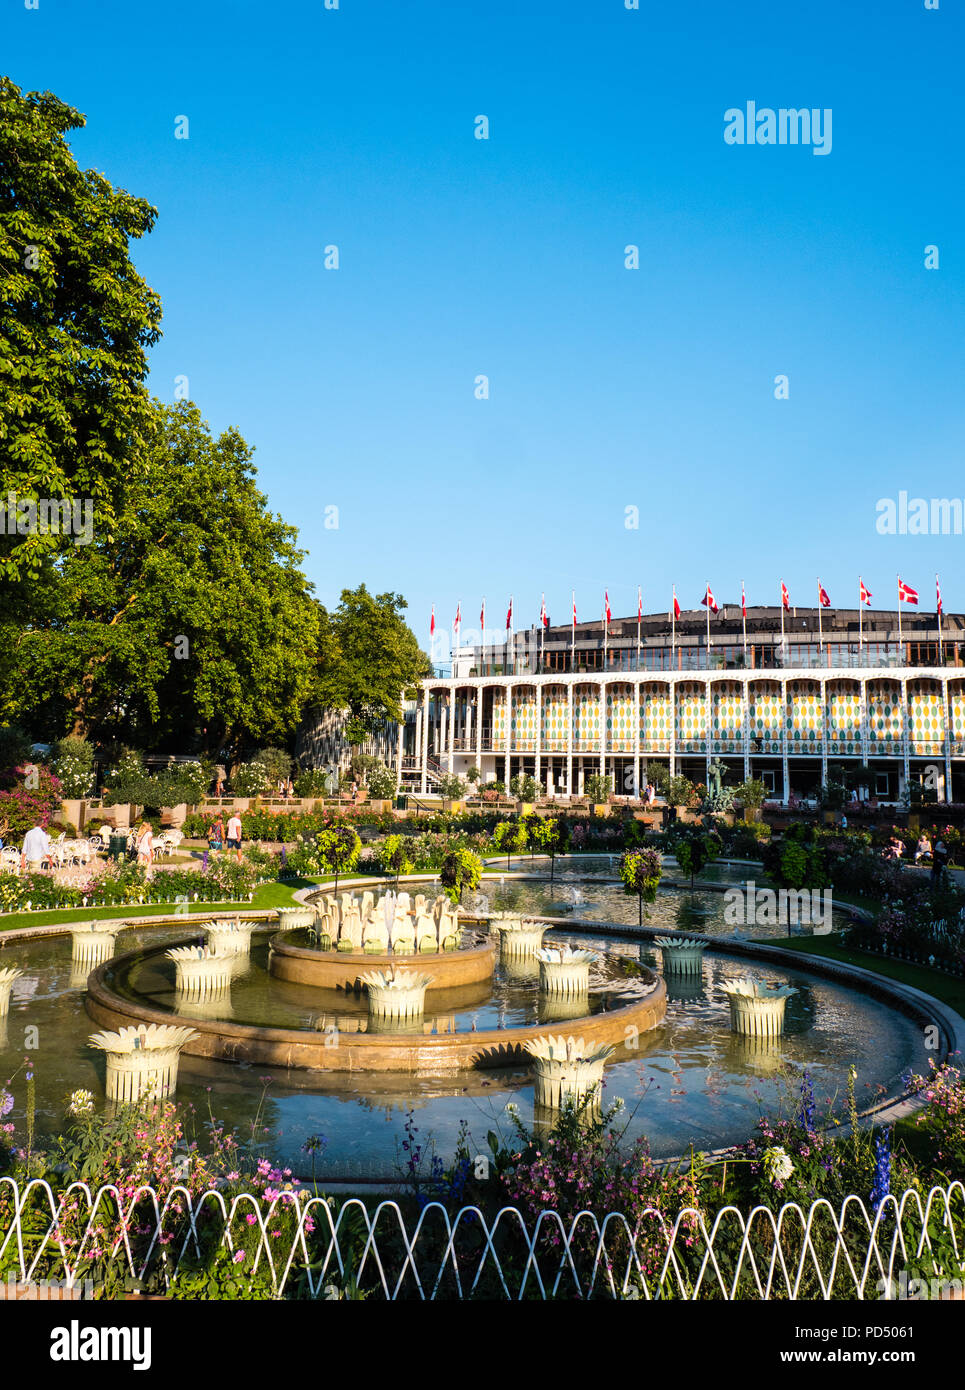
[0,903,929,1179]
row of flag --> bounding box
[430,575,944,639]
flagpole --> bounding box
[539,593,545,673]
[637,586,641,672]
[742,582,746,661]
[896,573,902,659]
[937,574,943,665]
[858,577,863,659]
[816,578,823,662]
[671,588,676,671]
[780,581,785,659]
[509,594,514,676]
[706,582,711,667]
[571,590,576,672]
[603,594,608,671]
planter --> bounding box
[160,803,188,828]
[525,1034,615,1110]
[721,979,797,1038]
[60,799,85,830]
[592,804,609,818]
[368,800,393,814]
[537,946,596,997]
[88,1023,198,1102]
[360,968,433,1020]
[654,935,707,976]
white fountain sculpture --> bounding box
[490,913,548,957]
[166,944,233,999]
[654,935,708,976]
[88,1023,199,1102]
[0,966,23,1017]
[275,904,316,931]
[536,945,597,998]
[359,968,434,1021]
[206,917,257,957]
[524,1034,616,1109]
[721,978,798,1038]
[70,922,119,968]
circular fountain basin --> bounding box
[268,927,497,993]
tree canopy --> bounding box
[2,402,320,755]
[0,78,162,581]
[309,585,431,739]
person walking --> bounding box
[21,823,50,873]
[208,815,225,852]
[226,811,243,863]
[136,821,154,868]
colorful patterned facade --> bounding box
[540,687,569,752]
[712,684,745,752]
[827,685,862,755]
[787,681,823,747]
[606,685,636,751]
[676,684,708,753]
[750,684,783,754]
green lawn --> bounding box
[770,931,965,1016]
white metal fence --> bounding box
[0,1176,962,1300]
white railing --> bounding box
[0,1177,961,1300]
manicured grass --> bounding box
[771,931,965,1016]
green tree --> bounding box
[585,773,613,804]
[618,848,662,925]
[315,824,362,894]
[439,845,482,905]
[492,818,528,870]
[671,826,722,890]
[3,402,319,754]
[528,816,571,882]
[437,772,466,809]
[308,586,430,737]
[377,833,412,887]
[0,78,162,581]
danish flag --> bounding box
[672,587,681,620]
[572,593,577,626]
[506,597,513,629]
[540,593,548,628]
[859,578,872,606]
[637,586,643,621]
[818,581,831,608]
[781,580,790,610]
[480,598,485,629]
[937,575,943,617]
[741,580,746,617]
[454,602,461,635]
[898,578,918,605]
[430,606,435,637]
[604,590,612,624]
[701,584,719,614]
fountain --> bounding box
[359,969,434,1022]
[721,978,798,1038]
[490,913,549,957]
[525,1034,615,1111]
[655,935,708,976]
[71,923,119,968]
[166,945,233,999]
[537,945,596,997]
[88,1022,198,1102]
[0,966,23,1016]
[206,917,258,956]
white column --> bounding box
[859,677,870,771]
[820,678,828,790]
[781,677,790,804]
[743,677,751,781]
[447,688,455,770]
[633,679,641,799]
[943,677,953,802]
[504,683,512,789]
[599,682,606,781]
[465,690,473,760]
[535,684,542,789]
[669,677,677,779]
[475,685,483,775]
[440,697,448,773]
[420,687,429,795]
[901,677,910,796]
[395,720,404,793]
[566,681,574,798]
[705,679,712,786]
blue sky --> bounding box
[4,0,964,652]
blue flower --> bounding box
[869,1129,892,1213]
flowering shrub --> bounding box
[231,759,272,797]
[908,1059,965,1177]
[51,737,96,798]
[0,763,63,839]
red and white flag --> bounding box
[454,602,461,638]
[701,584,718,613]
[817,581,831,608]
[859,578,872,606]
[637,586,643,621]
[506,596,513,630]
[480,598,485,630]
[429,606,436,637]
[937,575,943,617]
[898,577,918,605]
[572,592,577,627]
[604,590,611,625]
[781,580,790,610]
[741,580,746,617]
[540,593,548,628]
[673,587,681,620]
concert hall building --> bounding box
[401,603,965,804]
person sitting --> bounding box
[887,835,903,861]
[914,834,932,863]
[21,823,50,873]
[932,838,949,879]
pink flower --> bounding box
[233,1250,246,1264]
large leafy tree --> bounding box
[309,585,430,740]
[3,402,320,754]
[0,78,162,580]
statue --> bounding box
[707,758,725,799]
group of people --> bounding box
[883,831,950,877]
[206,813,244,860]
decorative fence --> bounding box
[1,1177,963,1300]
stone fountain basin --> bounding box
[267,931,498,993]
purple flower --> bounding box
[0,1090,12,1118]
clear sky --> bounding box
[4,0,964,657]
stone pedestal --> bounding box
[275,906,316,931]
[71,925,118,969]
[360,969,434,1021]
[491,914,548,958]
[537,946,595,997]
[167,946,233,999]
[88,1023,198,1102]
[206,918,257,956]
[524,1034,615,1110]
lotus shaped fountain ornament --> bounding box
[490,912,548,957]
[524,1034,616,1110]
[275,904,316,931]
[721,977,798,1038]
[88,1023,199,1102]
[360,967,434,1020]
[536,945,597,997]
[0,966,23,1016]
[207,917,258,956]
[166,944,233,999]
[70,922,119,968]
[654,935,708,976]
